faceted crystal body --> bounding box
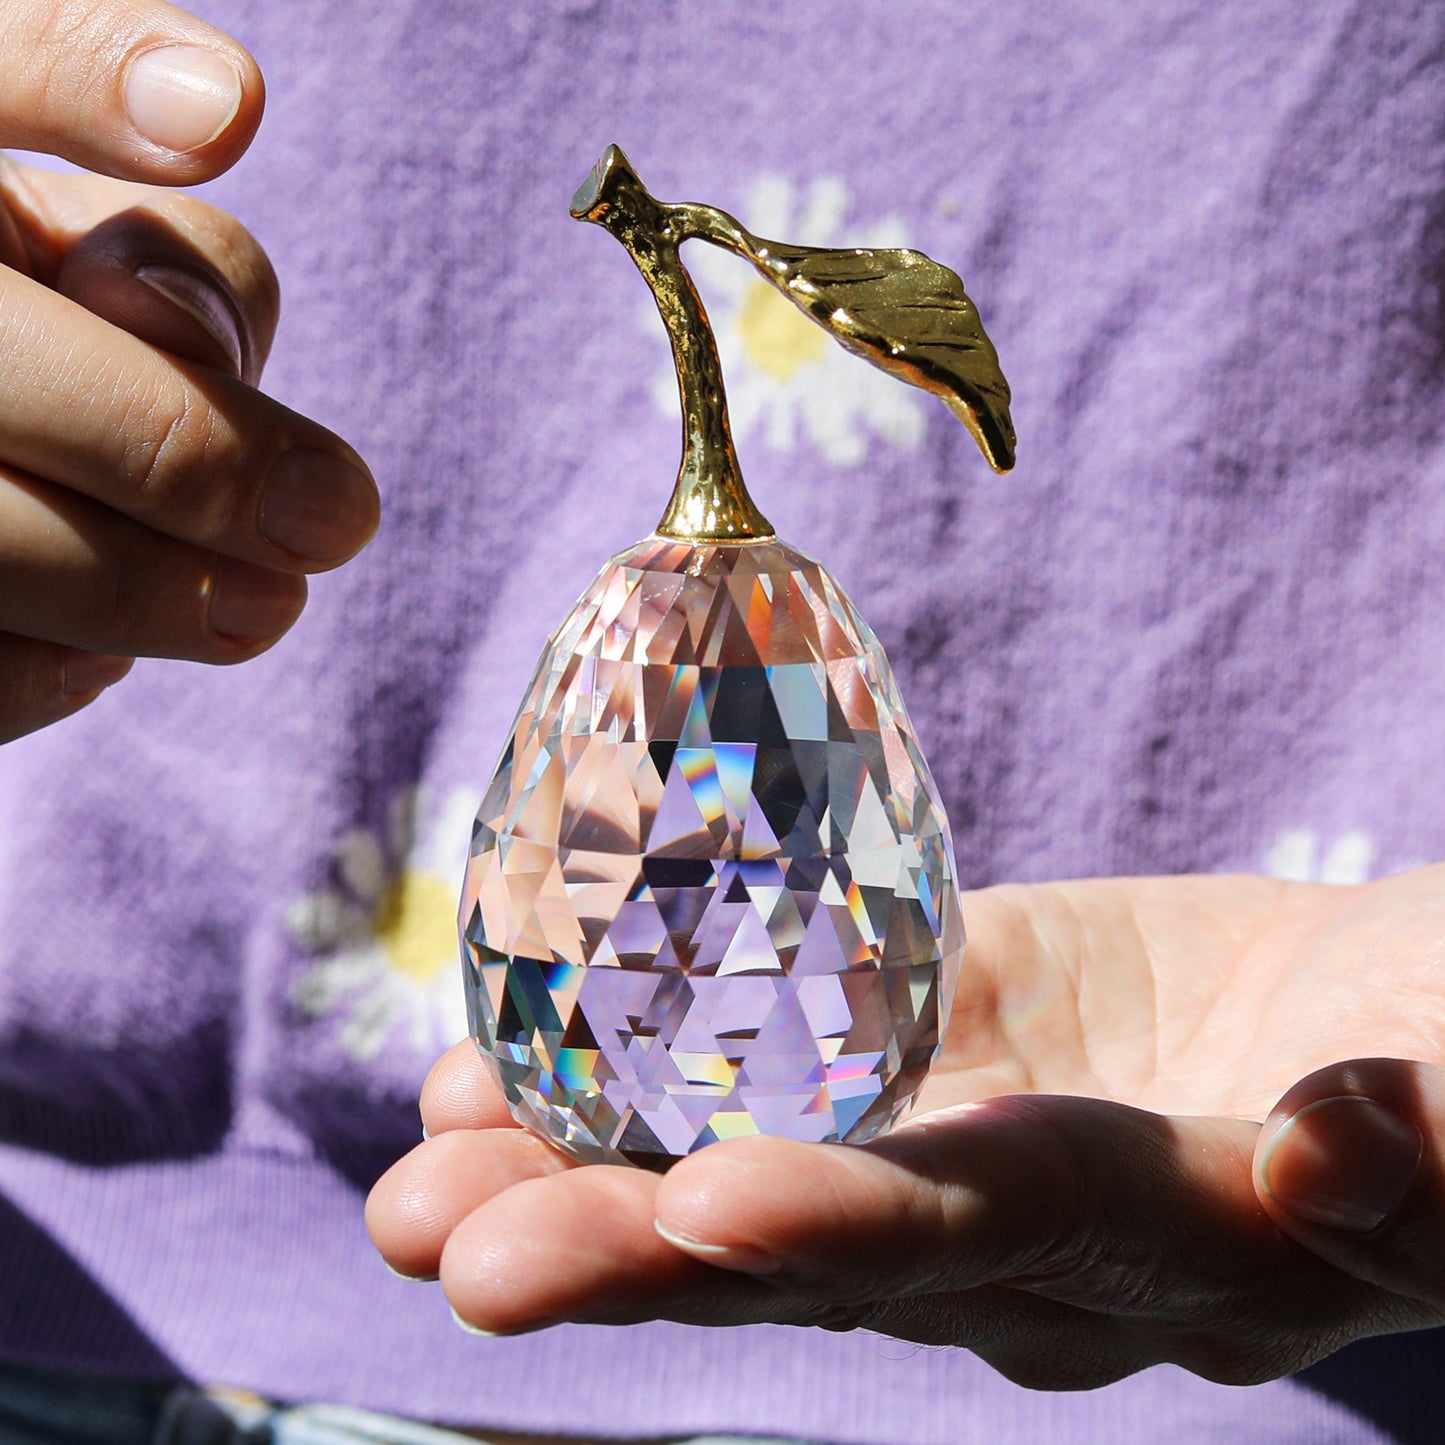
[459,536,964,1168]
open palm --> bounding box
[919,869,1445,1118]
[368,867,1445,1387]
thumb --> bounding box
[0,0,262,183]
[1255,1058,1445,1308]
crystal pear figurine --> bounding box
[459,147,1014,1169]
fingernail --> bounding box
[207,558,306,641]
[654,1220,781,1275]
[449,1305,499,1338]
[125,45,243,154]
[135,263,246,378]
[1260,1095,1423,1233]
[62,651,134,697]
[261,450,380,564]
[384,1260,437,1284]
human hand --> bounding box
[368,866,1445,1387]
[0,0,379,744]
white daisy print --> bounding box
[655,174,926,467]
[1264,828,1377,885]
[286,786,477,1061]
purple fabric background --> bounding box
[1,0,1443,1439]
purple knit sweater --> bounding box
[1,2,1443,1440]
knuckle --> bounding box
[1173,1331,1303,1386]
[1165,1309,1345,1387]
[124,384,225,525]
[10,0,117,107]
[35,0,111,45]
[983,1340,1137,1392]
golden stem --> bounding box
[571,148,773,543]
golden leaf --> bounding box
[737,240,1015,473]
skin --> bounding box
[369,867,1445,1389]
[0,0,377,744]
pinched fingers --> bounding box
[0,154,328,726]
[0,4,345,745]
[0,267,377,573]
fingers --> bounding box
[439,1165,670,1333]
[371,1113,1093,1343]
[0,161,329,691]
[392,1048,825,1334]
[649,1095,1419,1372]
[1,159,280,381]
[367,1123,722,1333]
[1256,1058,1445,1309]
[0,633,132,744]
[437,1163,787,1335]
[366,1127,575,1284]
[0,0,262,183]
[0,467,305,659]
[0,266,377,573]
[652,1098,1168,1300]
[419,1040,515,1136]
[59,200,277,385]
[371,1081,1426,1374]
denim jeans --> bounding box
[0,1360,815,1445]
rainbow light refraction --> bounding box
[459,536,964,1168]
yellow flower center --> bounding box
[738,280,828,380]
[372,870,456,984]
